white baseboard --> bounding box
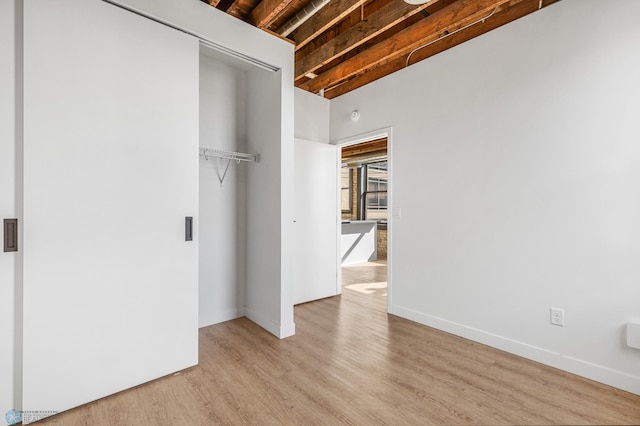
[245,307,295,339]
[390,304,640,396]
[198,307,246,329]
[198,306,295,339]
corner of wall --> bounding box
[294,88,330,144]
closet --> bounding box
[198,47,252,328]
[198,44,295,336]
[4,0,295,422]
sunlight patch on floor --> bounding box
[344,282,387,295]
[342,261,387,268]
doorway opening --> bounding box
[338,134,390,308]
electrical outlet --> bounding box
[550,307,565,326]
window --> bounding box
[341,159,388,221]
[341,167,353,214]
[365,161,387,221]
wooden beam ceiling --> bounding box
[299,0,517,94]
[201,0,561,98]
[250,0,296,28]
[324,0,560,98]
[294,0,439,81]
[290,0,366,50]
[215,0,234,11]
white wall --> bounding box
[330,0,640,394]
[199,52,248,327]
[0,0,18,415]
[294,87,330,144]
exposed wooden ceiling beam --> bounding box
[262,27,297,45]
[295,0,440,81]
[216,0,235,12]
[300,0,516,94]
[342,138,388,159]
[250,0,297,29]
[226,0,260,20]
[323,0,560,99]
[326,59,402,99]
[289,0,366,51]
[403,0,560,67]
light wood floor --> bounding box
[40,260,640,425]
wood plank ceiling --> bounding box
[201,0,560,99]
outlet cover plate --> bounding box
[627,322,640,349]
[550,307,565,326]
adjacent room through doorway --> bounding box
[340,138,389,301]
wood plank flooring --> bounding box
[39,260,640,425]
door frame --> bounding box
[334,127,393,311]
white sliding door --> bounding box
[22,0,199,421]
[293,139,338,304]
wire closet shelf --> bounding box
[199,147,260,186]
